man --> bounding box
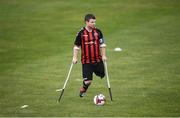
[72,14,107,97]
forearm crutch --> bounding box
[104,61,113,101]
[58,62,74,102]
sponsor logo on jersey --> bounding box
[84,41,96,45]
[83,35,88,37]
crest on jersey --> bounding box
[94,32,98,37]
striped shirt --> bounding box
[74,27,105,64]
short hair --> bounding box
[84,14,96,22]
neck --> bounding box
[85,26,93,32]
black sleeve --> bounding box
[74,31,81,46]
[98,29,103,39]
[97,29,105,45]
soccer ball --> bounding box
[93,94,106,106]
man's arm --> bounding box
[100,44,107,61]
[98,29,107,61]
[72,45,80,64]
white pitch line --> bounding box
[20,105,28,109]
[56,89,62,92]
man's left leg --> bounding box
[80,64,93,97]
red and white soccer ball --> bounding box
[94,94,106,106]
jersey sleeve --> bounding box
[97,29,106,47]
[74,31,81,46]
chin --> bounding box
[91,26,95,29]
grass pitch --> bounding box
[0,0,180,117]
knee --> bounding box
[83,80,92,86]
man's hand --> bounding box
[72,57,78,64]
[102,55,107,61]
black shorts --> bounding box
[82,61,105,80]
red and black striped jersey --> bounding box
[74,27,106,64]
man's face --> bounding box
[86,19,96,29]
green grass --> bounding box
[0,0,180,117]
